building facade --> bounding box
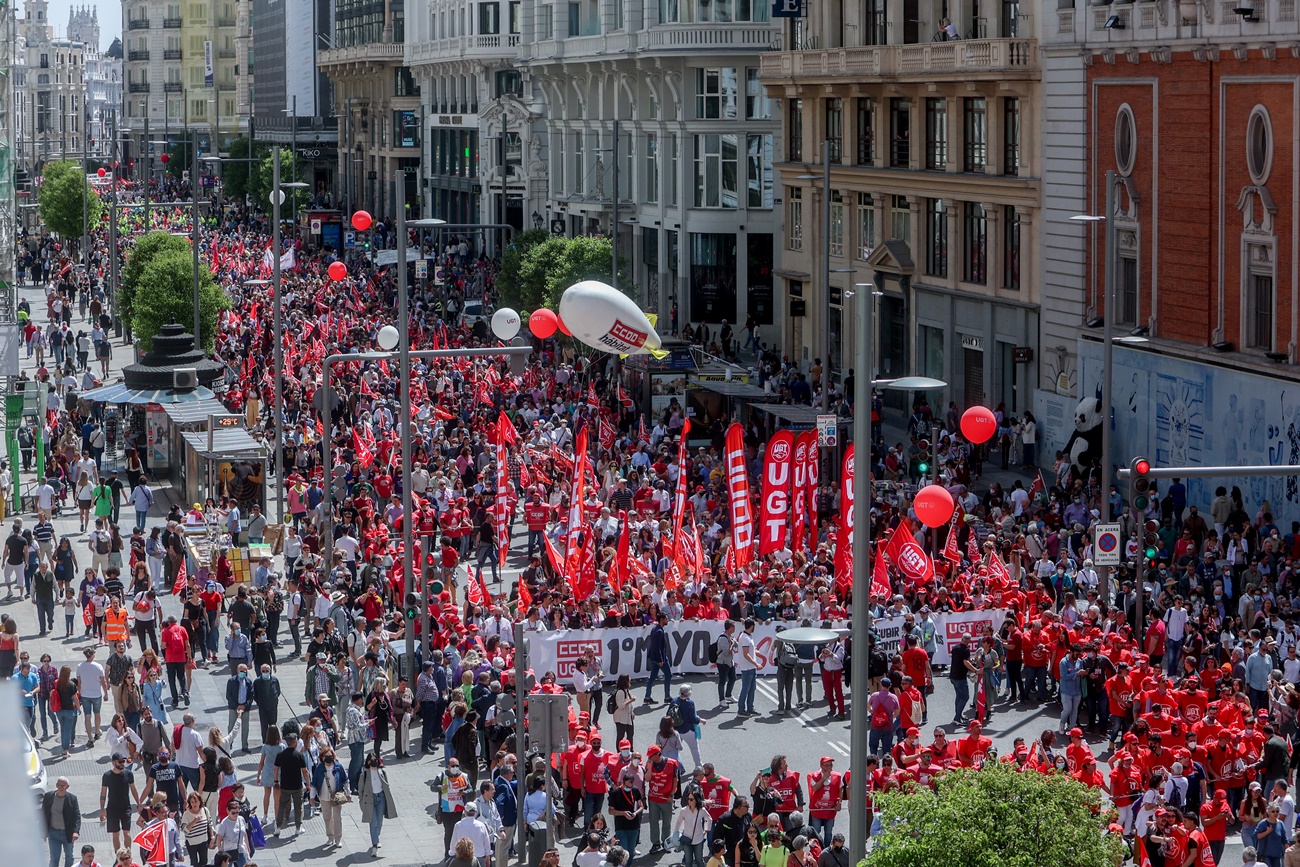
[121,0,252,171]
[251,0,338,196]
[19,0,87,171]
[1038,0,1300,513]
[761,2,1042,411]
[68,7,122,163]
[404,0,542,232]
[320,0,421,217]
[519,0,784,328]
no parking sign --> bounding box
[1093,523,1122,566]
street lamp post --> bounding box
[270,148,310,524]
[191,132,202,346]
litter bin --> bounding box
[526,820,549,865]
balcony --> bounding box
[405,34,522,64]
[128,82,150,93]
[215,17,236,26]
[218,49,236,58]
[759,37,1038,84]
[127,17,151,30]
[163,81,183,92]
[163,49,183,60]
[128,50,150,61]
[640,23,780,52]
[163,17,182,28]
[321,41,404,66]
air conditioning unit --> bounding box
[173,368,198,390]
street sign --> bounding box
[344,231,356,249]
[310,218,322,234]
[415,259,427,279]
[817,414,838,448]
[1093,523,1122,566]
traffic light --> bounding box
[1129,456,1153,512]
[917,436,932,475]
[1143,519,1160,562]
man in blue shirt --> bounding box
[12,657,39,734]
[1058,644,1086,734]
[1246,641,1275,712]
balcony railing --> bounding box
[759,37,1038,81]
[162,17,182,28]
[127,18,150,30]
[163,49,183,60]
[128,50,150,61]
[163,81,183,92]
[128,82,150,93]
[641,23,779,51]
[217,49,235,58]
[321,42,404,65]
[215,17,236,26]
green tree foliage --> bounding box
[129,250,230,352]
[249,150,304,215]
[221,137,267,202]
[164,139,192,180]
[865,762,1124,867]
[511,235,635,313]
[497,228,550,309]
[119,231,193,325]
[38,160,104,244]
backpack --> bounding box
[49,687,62,713]
[707,636,720,665]
[172,723,183,751]
[668,698,685,729]
[777,641,799,668]
[94,531,110,555]
[606,691,618,715]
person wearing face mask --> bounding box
[224,622,252,678]
[310,747,348,848]
[252,664,281,744]
[436,758,472,859]
[644,744,680,854]
[608,771,645,857]
[223,665,253,753]
[492,757,518,867]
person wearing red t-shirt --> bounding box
[928,729,958,769]
[523,493,550,560]
[901,636,931,695]
[956,720,993,767]
[892,728,924,769]
[1183,812,1216,867]
[1206,731,1249,806]
[160,617,191,706]
[580,736,616,826]
[1023,622,1051,703]
[1064,728,1093,773]
[643,745,681,851]
[561,736,590,827]
[1110,753,1144,833]
[1178,678,1210,725]
[897,677,924,732]
[806,757,843,843]
[1073,756,1106,791]
[1143,733,1178,777]
[1001,620,1024,702]
[1106,662,1135,749]
[1199,789,1234,864]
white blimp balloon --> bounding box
[558,281,668,358]
[491,307,521,341]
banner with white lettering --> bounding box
[525,610,1006,681]
[758,431,793,556]
[725,422,755,567]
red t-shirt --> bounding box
[901,647,930,687]
[582,750,615,793]
[1200,799,1233,841]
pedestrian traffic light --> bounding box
[1143,519,1160,562]
[917,437,932,475]
[1129,457,1153,512]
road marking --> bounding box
[753,679,827,733]
[828,742,849,756]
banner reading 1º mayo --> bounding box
[524,609,1006,682]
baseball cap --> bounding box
[1068,727,1083,738]
[819,756,835,764]
[647,745,662,756]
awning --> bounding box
[77,383,217,405]
[181,429,267,460]
[750,402,846,428]
[692,380,769,400]
[162,398,230,425]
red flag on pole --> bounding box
[133,819,169,865]
[941,514,962,562]
[1029,470,1046,502]
[516,574,532,613]
[834,444,855,599]
[967,531,981,563]
[599,417,616,452]
[870,542,891,599]
[170,557,188,596]
[724,423,755,568]
[670,419,692,558]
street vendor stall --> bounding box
[176,426,269,515]
[179,518,274,594]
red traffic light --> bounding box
[1134,459,1150,475]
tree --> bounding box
[511,235,635,312]
[221,136,267,202]
[119,231,193,326]
[164,139,192,180]
[249,149,304,216]
[38,159,104,244]
[497,227,550,308]
[865,762,1124,867]
[129,250,229,352]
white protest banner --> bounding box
[866,609,1005,666]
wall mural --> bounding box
[1071,338,1300,516]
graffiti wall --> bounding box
[1074,338,1300,518]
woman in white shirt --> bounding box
[672,790,713,867]
[106,713,143,761]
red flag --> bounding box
[565,427,590,564]
[758,431,794,556]
[467,572,484,604]
[883,517,935,587]
[967,531,981,562]
[611,509,631,592]
[599,417,616,452]
[543,530,565,575]
[803,429,820,553]
[170,557,188,596]
[133,819,168,865]
[834,444,855,598]
[790,433,811,556]
[670,419,692,557]
[478,570,493,605]
[352,428,376,468]
[618,381,634,410]
[1028,470,1046,502]
[941,513,962,562]
[518,460,532,490]
[975,670,987,723]
[587,381,600,408]
[986,548,1014,591]
[870,542,891,599]
[516,574,533,613]
[497,411,519,447]
[637,415,648,445]
[724,423,755,569]
[1134,832,1154,867]
[495,436,511,568]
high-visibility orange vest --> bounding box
[104,607,129,642]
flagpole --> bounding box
[848,284,873,863]
[273,148,285,526]
[396,170,417,679]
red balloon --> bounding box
[914,484,955,529]
[160,153,170,164]
[529,308,558,339]
[97,167,106,177]
[557,316,571,337]
[328,261,348,282]
[960,405,998,445]
[351,210,373,232]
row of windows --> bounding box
[789,96,1020,176]
[788,191,1023,291]
[695,68,770,121]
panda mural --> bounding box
[1064,391,1104,477]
